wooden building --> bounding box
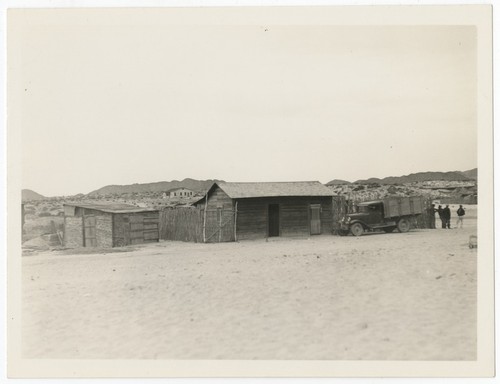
[193,181,335,242]
[63,202,159,248]
[166,187,195,198]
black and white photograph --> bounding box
[4,3,495,379]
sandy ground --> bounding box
[22,208,477,360]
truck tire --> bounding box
[350,223,364,237]
[397,218,411,233]
[383,226,396,233]
[337,229,349,236]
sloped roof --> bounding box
[194,181,334,203]
[165,187,195,193]
[64,202,158,214]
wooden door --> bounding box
[129,215,145,245]
[143,217,159,242]
[83,215,97,247]
[310,204,321,235]
[268,204,280,237]
[204,208,235,243]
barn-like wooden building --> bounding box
[63,202,159,248]
[193,181,335,242]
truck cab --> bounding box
[351,201,384,226]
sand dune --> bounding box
[22,209,477,360]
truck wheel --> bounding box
[350,223,364,237]
[397,218,411,233]
[383,226,396,233]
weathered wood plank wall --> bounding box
[64,208,159,248]
[130,212,159,245]
[95,212,113,247]
[64,208,113,248]
[280,202,309,237]
[235,200,267,240]
[235,196,334,240]
[64,216,84,247]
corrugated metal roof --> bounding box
[210,181,334,199]
[64,202,158,214]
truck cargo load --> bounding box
[383,196,424,218]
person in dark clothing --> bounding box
[437,205,446,228]
[427,204,437,229]
[443,205,451,229]
[456,205,466,228]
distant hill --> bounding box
[354,169,476,184]
[326,179,352,185]
[87,178,223,196]
[460,168,477,180]
[22,189,46,201]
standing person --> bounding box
[443,205,451,229]
[456,204,466,228]
[437,205,446,228]
[427,204,437,229]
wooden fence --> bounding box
[159,207,236,243]
[159,208,203,242]
[332,196,348,233]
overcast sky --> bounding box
[11,11,477,196]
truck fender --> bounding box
[349,220,367,228]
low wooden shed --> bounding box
[193,181,335,242]
[63,202,159,248]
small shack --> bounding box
[193,181,335,242]
[63,202,159,248]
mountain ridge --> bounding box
[327,168,477,185]
[87,178,224,196]
[24,169,478,198]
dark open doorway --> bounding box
[268,204,280,237]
